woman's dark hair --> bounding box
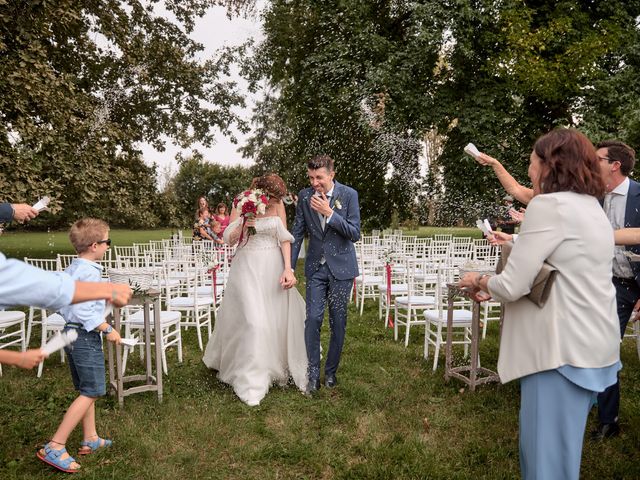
[216,203,227,214]
[534,128,605,198]
[251,173,288,200]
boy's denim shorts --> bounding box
[64,326,107,397]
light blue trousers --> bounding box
[519,369,594,480]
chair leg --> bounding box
[26,307,35,346]
[393,305,399,341]
[359,285,365,315]
[20,318,26,352]
[37,321,48,378]
[482,303,489,339]
[433,322,443,371]
[423,320,430,360]
[404,308,412,347]
[196,314,204,351]
[177,323,183,363]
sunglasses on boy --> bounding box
[96,239,111,246]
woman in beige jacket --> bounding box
[460,129,620,480]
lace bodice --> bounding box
[224,216,294,250]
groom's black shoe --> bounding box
[305,379,321,397]
[325,374,338,388]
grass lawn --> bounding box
[1,230,639,479]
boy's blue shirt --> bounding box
[59,258,105,332]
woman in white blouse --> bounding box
[460,128,621,480]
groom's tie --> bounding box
[320,194,331,231]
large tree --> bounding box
[243,0,437,228]
[245,0,640,227]
[0,0,250,228]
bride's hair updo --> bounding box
[251,174,287,200]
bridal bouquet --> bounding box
[233,189,269,237]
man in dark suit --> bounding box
[593,140,639,440]
[291,155,360,395]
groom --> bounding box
[291,155,361,396]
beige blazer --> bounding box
[488,192,620,383]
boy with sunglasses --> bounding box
[38,218,121,474]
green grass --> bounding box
[0,230,639,479]
[0,229,183,259]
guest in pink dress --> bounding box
[213,203,230,234]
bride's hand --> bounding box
[280,269,297,289]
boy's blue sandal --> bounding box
[37,443,80,473]
[78,437,112,455]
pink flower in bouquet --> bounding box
[233,188,269,238]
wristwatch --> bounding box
[103,325,113,335]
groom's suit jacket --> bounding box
[624,179,640,286]
[291,181,360,281]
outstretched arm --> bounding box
[476,153,534,205]
[614,228,640,246]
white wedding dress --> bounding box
[202,216,308,406]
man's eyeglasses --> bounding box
[97,239,111,246]
[598,156,618,164]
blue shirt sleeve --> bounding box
[0,252,76,310]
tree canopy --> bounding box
[245,0,640,225]
[0,0,250,228]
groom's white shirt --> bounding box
[317,184,335,228]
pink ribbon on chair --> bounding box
[386,262,394,328]
[208,264,220,301]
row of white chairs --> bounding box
[5,238,233,377]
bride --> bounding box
[202,174,308,406]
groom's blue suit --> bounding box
[291,181,360,384]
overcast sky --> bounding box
[139,4,264,176]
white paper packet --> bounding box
[464,143,481,159]
[42,329,78,356]
[32,196,50,212]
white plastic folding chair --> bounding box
[354,242,385,315]
[37,313,66,377]
[423,265,473,371]
[394,257,436,346]
[378,251,409,326]
[0,311,27,376]
[121,307,182,376]
[472,243,502,337]
[166,261,214,351]
[23,257,61,344]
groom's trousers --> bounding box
[305,263,352,382]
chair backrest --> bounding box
[358,242,385,278]
[57,254,78,270]
[433,233,453,242]
[114,245,138,257]
[24,257,60,271]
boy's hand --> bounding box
[18,349,47,369]
[105,329,122,344]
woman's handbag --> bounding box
[496,241,557,308]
